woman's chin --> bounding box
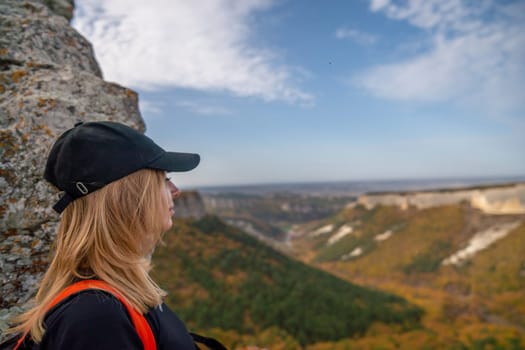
[162,218,173,232]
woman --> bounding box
[7,121,207,349]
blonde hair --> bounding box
[10,168,168,342]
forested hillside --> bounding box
[291,203,525,349]
[152,215,422,349]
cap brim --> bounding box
[148,151,200,172]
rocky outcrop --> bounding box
[357,183,525,215]
[442,221,522,266]
[0,0,144,336]
[173,191,207,219]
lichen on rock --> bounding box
[0,0,145,338]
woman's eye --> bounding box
[165,177,171,182]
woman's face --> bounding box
[160,176,180,232]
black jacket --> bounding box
[35,290,196,350]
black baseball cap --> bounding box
[44,121,200,213]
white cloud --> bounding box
[335,27,377,45]
[356,0,525,116]
[370,0,390,12]
[73,0,312,104]
[369,0,489,32]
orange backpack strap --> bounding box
[14,280,156,350]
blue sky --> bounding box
[73,0,525,188]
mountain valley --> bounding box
[156,182,525,349]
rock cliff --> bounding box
[0,0,144,335]
[356,183,525,214]
[172,191,207,219]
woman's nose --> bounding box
[167,180,180,199]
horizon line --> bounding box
[182,174,525,191]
